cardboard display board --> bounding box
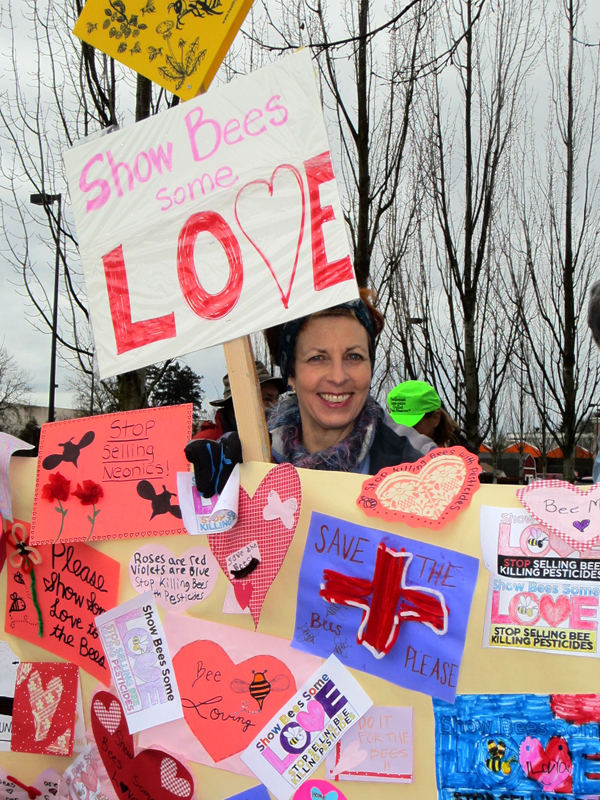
[3,456,600,798]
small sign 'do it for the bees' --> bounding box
[73,0,254,99]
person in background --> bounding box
[192,361,284,441]
[587,281,600,482]
[185,291,421,494]
[386,380,466,454]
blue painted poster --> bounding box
[433,693,600,798]
[291,512,479,701]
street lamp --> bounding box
[30,192,62,423]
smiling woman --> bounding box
[263,291,421,474]
[185,291,421,492]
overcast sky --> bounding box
[1,1,599,417]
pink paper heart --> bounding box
[208,464,301,628]
[79,766,99,792]
[235,165,306,309]
[517,481,600,550]
[330,738,368,776]
[160,757,191,797]
[93,698,121,735]
[129,544,219,612]
[297,699,325,732]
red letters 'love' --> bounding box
[177,210,244,320]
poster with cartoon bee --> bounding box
[73,0,254,99]
[480,506,600,657]
[433,693,600,798]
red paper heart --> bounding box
[235,165,306,309]
[539,594,571,627]
[519,735,572,793]
[233,581,253,610]
[208,463,301,627]
[173,639,296,763]
[358,447,481,529]
[91,691,195,800]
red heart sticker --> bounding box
[208,463,301,627]
[174,639,296,762]
[358,447,480,529]
[91,691,195,800]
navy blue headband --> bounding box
[277,299,376,385]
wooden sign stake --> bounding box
[223,337,272,463]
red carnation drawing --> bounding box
[41,472,71,541]
[73,480,104,540]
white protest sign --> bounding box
[64,50,358,379]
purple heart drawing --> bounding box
[573,519,590,532]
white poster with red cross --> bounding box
[64,50,358,379]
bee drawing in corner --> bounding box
[230,670,290,711]
[486,740,516,774]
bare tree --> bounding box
[507,0,600,481]
[242,0,432,289]
[381,0,539,446]
[0,0,179,411]
[0,345,33,433]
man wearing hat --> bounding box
[192,361,285,441]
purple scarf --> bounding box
[267,394,383,472]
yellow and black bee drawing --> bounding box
[516,595,539,619]
[168,0,223,29]
[528,533,549,550]
[283,725,307,748]
[486,739,516,774]
[230,670,291,711]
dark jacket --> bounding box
[368,418,422,474]
[192,408,235,441]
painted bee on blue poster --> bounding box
[433,693,600,798]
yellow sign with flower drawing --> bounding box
[73,0,254,99]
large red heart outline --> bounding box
[208,463,301,627]
[174,639,296,763]
[91,691,195,800]
[358,447,481,529]
[235,165,306,309]
[517,481,600,551]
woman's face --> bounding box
[288,315,372,450]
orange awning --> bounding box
[503,442,541,457]
[547,445,593,459]
[479,443,493,453]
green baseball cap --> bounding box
[387,380,441,426]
